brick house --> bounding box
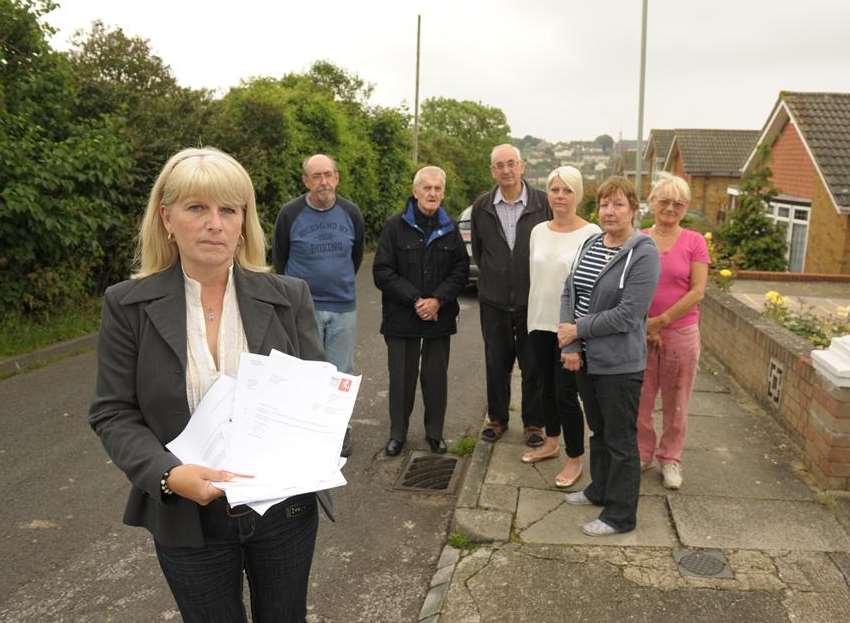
[663,129,759,226]
[641,129,675,185]
[611,149,650,199]
[739,92,850,274]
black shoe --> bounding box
[385,438,405,456]
[427,437,447,454]
[340,427,352,458]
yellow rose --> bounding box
[765,290,780,302]
[704,232,713,241]
[719,269,732,278]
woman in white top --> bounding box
[523,166,601,487]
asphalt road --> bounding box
[0,255,486,622]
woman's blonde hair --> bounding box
[648,172,691,203]
[133,147,268,278]
[546,165,584,205]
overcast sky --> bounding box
[47,0,850,143]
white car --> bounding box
[458,206,479,288]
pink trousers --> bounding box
[637,323,701,465]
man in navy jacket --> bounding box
[373,166,470,456]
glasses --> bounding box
[656,198,687,210]
[491,160,520,171]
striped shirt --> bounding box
[493,183,528,251]
[573,237,622,319]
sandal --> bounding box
[554,461,583,489]
[521,444,560,463]
[480,420,507,442]
[524,426,545,448]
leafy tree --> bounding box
[1,0,133,314]
[67,22,213,287]
[594,134,614,153]
[210,64,413,245]
[715,146,787,271]
[417,97,510,215]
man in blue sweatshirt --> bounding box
[273,154,365,457]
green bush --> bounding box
[715,146,787,271]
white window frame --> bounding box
[765,200,810,272]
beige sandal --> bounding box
[521,445,560,464]
[554,462,583,489]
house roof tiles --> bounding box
[643,129,675,162]
[782,92,850,209]
[670,129,760,176]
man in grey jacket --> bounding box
[471,144,549,447]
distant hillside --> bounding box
[511,134,621,188]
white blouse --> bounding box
[527,221,601,333]
[183,265,248,413]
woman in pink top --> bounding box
[637,174,709,490]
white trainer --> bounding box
[582,518,620,537]
[564,491,593,505]
[661,462,683,490]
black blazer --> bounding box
[89,262,333,548]
[470,181,551,311]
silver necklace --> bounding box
[205,308,216,322]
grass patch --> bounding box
[0,297,102,358]
[447,532,474,551]
[449,435,476,457]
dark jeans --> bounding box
[527,330,584,457]
[385,335,450,441]
[154,494,319,623]
[576,369,644,532]
[479,302,543,428]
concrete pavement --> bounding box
[420,354,850,623]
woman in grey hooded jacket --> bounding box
[557,176,659,536]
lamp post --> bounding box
[413,15,421,164]
[635,0,648,204]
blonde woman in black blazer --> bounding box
[89,147,330,623]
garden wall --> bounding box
[700,287,850,490]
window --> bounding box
[765,201,811,272]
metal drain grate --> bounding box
[674,549,733,578]
[395,451,461,493]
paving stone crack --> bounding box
[516,499,566,536]
[462,548,496,619]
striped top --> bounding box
[573,237,622,319]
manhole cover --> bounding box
[395,451,461,494]
[675,549,732,578]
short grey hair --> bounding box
[302,154,338,175]
[490,143,522,165]
[413,165,447,188]
[648,172,691,203]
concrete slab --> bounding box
[515,488,565,531]
[455,441,491,509]
[783,591,850,623]
[773,551,849,592]
[519,494,677,547]
[682,414,776,453]
[440,547,788,623]
[485,443,553,488]
[639,448,814,500]
[828,551,850,588]
[687,392,750,417]
[478,484,518,513]
[670,497,850,551]
[452,508,512,543]
[693,372,730,393]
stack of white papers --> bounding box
[166,349,361,515]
